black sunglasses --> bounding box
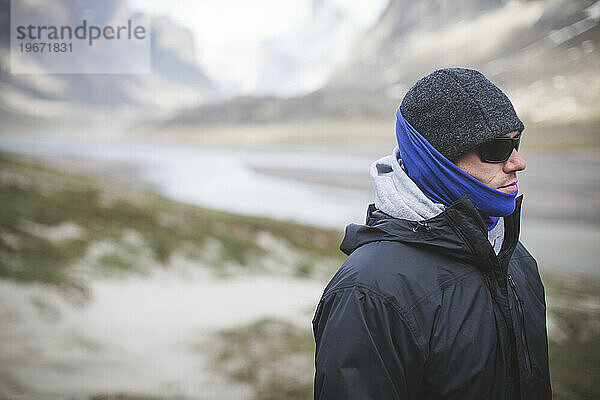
[477,133,522,163]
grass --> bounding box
[0,154,344,290]
[543,271,600,400]
[211,319,315,400]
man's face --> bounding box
[454,131,526,194]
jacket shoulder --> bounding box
[324,240,481,314]
[512,240,536,260]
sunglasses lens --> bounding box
[479,135,520,163]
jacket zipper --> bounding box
[508,274,532,374]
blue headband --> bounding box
[395,108,517,231]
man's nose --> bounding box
[504,149,526,172]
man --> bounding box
[312,68,551,399]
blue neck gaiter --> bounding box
[395,108,517,230]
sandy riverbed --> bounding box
[0,261,324,400]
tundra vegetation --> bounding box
[0,154,598,400]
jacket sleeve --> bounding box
[312,286,426,400]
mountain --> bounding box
[327,0,600,124]
[161,0,600,130]
[0,0,218,130]
[248,0,359,97]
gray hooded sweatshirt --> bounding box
[370,147,505,254]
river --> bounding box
[1,134,598,276]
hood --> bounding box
[371,147,505,254]
[371,147,445,221]
[340,195,523,274]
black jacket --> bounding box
[313,195,551,399]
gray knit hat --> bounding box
[400,68,524,161]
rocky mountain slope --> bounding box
[164,0,600,129]
[328,0,600,123]
[0,0,218,129]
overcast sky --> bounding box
[127,0,388,96]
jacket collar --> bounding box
[340,195,523,275]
